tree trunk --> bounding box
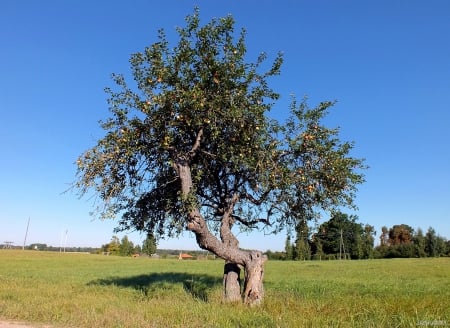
[177,161,267,305]
[223,254,267,305]
[243,251,267,306]
[223,262,241,302]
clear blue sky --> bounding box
[1,1,449,251]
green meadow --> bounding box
[0,250,448,327]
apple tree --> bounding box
[74,10,366,305]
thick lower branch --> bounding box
[186,209,247,265]
[178,161,255,268]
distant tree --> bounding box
[313,238,325,260]
[74,9,366,304]
[380,226,389,247]
[119,236,135,256]
[264,250,284,261]
[374,225,415,258]
[314,212,367,259]
[354,231,364,259]
[134,244,142,254]
[28,243,48,251]
[375,225,449,259]
[414,228,426,257]
[384,243,415,258]
[420,227,449,257]
[142,232,158,256]
[362,224,375,259]
[294,219,311,260]
[444,240,450,256]
[435,235,447,256]
[295,239,311,261]
[107,236,121,255]
[424,227,438,257]
[388,224,414,246]
[285,235,294,260]
[100,243,108,254]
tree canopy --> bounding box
[76,10,365,239]
[74,9,366,304]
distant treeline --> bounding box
[4,213,448,261]
[1,244,99,253]
[1,244,217,259]
[274,212,449,261]
[375,225,448,259]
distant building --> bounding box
[178,252,193,260]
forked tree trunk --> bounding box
[243,251,267,306]
[177,161,267,305]
[223,253,267,305]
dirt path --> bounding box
[0,322,32,328]
[0,321,52,328]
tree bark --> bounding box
[223,262,241,302]
[243,251,267,306]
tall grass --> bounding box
[0,250,448,327]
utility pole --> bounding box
[64,230,68,253]
[23,217,30,250]
[339,229,348,260]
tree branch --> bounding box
[242,189,271,206]
[219,193,240,248]
[231,214,271,228]
[188,127,204,159]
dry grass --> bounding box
[0,250,448,327]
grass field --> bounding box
[0,250,448,327]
